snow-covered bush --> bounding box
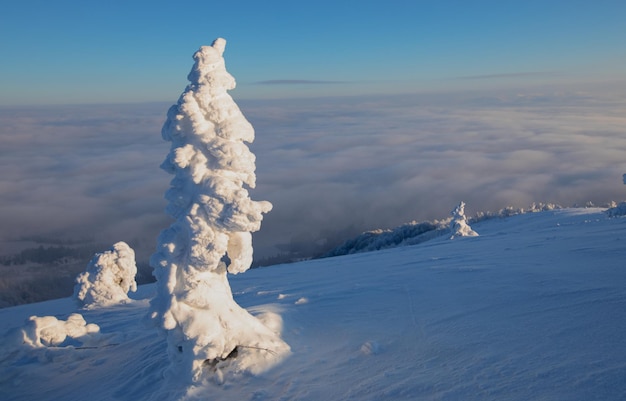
[606,201,626,217]
[149,38,289,383]
[450,201,478,238]
[324,220,446,257]
[326,202,568,257]
[605,175,626,216]
[21,313,100,348]
[74,242,137,308]
[471,202,563,223]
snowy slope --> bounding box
[1,208,626,401]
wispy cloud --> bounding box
[457,71,562,80]
[254,79,348,85]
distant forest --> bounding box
[1,245,95,266]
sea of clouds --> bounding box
[1,85,625,265]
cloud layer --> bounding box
[242,88,626,257]
[1,86,625,263]
[0,103,171,261]
[254,80,348,85]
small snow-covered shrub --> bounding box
[450,201,478,239]
[21,313,100,347]
[606,201,626,217]
[471,202,563,224]
[74,241,137,308]
[605,175,626,216]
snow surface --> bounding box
[2,208,626,400]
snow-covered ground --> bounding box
[1,207,626,400]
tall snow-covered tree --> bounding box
[150,38,289,383]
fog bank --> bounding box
[1,86,625,265]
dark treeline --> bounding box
[1,245,95,266]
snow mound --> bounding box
[20,313,100,348]
[74,242,138,308]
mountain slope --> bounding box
[1,208,626,400]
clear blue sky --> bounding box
[1,0,625,105]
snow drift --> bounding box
[20,313,100,348]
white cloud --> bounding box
[1,86,625,262]
[0,103,171,260]
[242,88,626,256]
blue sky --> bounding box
[1,0,625,105]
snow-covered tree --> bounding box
[605,174,626,216]
[74,241,137,308]
[450,201,479,238]
[149,38,289,383]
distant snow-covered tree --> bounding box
[74,241,137,308]
[149,38,289,383]
[450,201,478,238]
[605,174,626,217]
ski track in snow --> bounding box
[1,208,626,400]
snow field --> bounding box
[1,208,625,400]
